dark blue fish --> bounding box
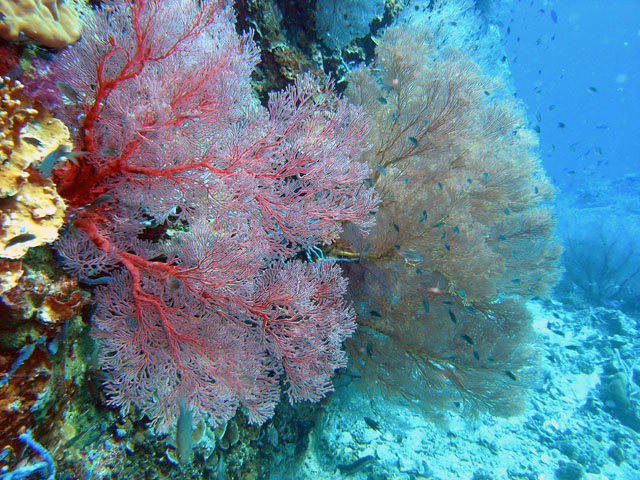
[447,309,457,324]
[4,233,36,249]
[419,210,427,222]
[22,136,43,148]
[422,297,429,313]
[460,334,474,345]
[550,10,558,23]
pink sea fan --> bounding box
[47,0,376,431]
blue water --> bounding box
[502,0,640,187]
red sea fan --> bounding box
[47,0,377,432]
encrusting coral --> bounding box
[0,0,84,49]
[0,76,68,291]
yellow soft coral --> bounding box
[0,0,84,49]
[0,76,69,291]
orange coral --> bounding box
[0,0,84,49]
[0,76,69,291]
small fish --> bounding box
[437,181,443,190]
[78,276,113,286]
[440,232,446,240]
[511,278,521,284]
[460,334,474,345]
[534,186,539,194]
[22,136,43,148]
[504,370,517,381]
[588,86,598,93]
[419,210,427,222]
[55,81,81,104]
[364,417,380,431]
[595,125,609,130]
[550,10,558,23]
[38,146,88,178]
[503,208,510,215]
[166,275,182,291]
[403,251,422,264]
[444,242,450,251]
[432,222,444,228]
[447,309,457,324]
[453,226,460,235]
[370,310,382,318]
[338,456,376,475]
[595,147,603,155]
[82,194,113,210]
[548,104,556,111]
[408,136,418,146]
[4,233,37,249]
[392,223,400,233]
[473,350,480,360]
[176,390,193,465]
[536,113,542,123]
[482,172,488,181]
[375,164,386,175]
[377,96,388,105]
[533,125,541,133]
[422,297,429,313]
[557,122,566,128]
[466,178,472,184]
[100,147,119,157]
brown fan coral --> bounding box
[337,26,562,420]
